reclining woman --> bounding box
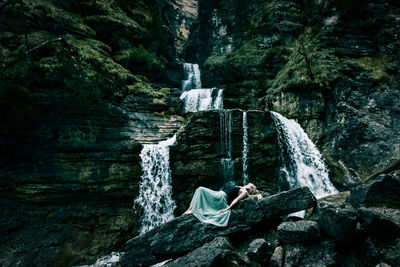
[182,183,263,227]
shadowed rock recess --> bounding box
[1,0,399,266]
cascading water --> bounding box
[242,111,249,184]
[134,135,177,234]
[180,88,223,113]
[180,63,223,113]
[220,110,234,185]
[182,63,201,91]
[271,111,338,199]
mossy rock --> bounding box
[269,34,341,93]
[113,46,166,77]
[66,36,134,84]
[22,0,96,37]
[84,12,147,49]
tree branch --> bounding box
[364,158,400,182]
[298,44,315,81]
[26,36,66,55]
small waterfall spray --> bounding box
[220,110,234,184]
[242,111,249,184]
[182,63,201,90]
[134,135,177,234]
[180,63,223,113]
[271,111,338,199]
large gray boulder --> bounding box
[246,238,272,265]
[259,187,317,218]
[347,174,400,209]
[270,246,284,267]
[358,207,400,242]
[277,220,320,244]
[311,201,358,243]
[166,236,249,266]
[283,240,337,267]
[120,187,316,266]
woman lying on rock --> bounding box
[182,183,263,227]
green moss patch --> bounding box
[269,34,341,93]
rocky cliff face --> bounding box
[185,0,400,187]
[0,0,184,265]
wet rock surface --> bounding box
[347,174,400,209]
[118,175,400,267]
[120,186,316,266]
[277,220,320,244]
[310,201,358,244]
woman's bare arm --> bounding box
[220,189,247,213]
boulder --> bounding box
[120,187,317,266]
[259,187,317,219]
[358,207,400,242]
[378,238,400,267]
[270,246,284,267]
[311,201,357,243]
[347,174,400,209]
[277,220,320,244]
[283,240,337,267]
[358,238,381,263]
[167,236,249,266]
[246,238,270,265]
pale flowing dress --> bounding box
[190,186,231,227]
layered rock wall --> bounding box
[170,110,278,213]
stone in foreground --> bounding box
[277,220,320,244]
[120,187,317,266]
[347,174,400,209]
[166,236,249,266]
[259,187,317,219]
[311,201,358,243]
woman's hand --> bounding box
[220,207,230,214]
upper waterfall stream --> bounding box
[180,63,223,113]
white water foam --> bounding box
[180,88,223,113]
[134,135,177,234]
[271,111,338,199]
[242,111,249,184]
[182,63,202,91]
[180,63,223,113]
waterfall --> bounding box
[134,135,177,234]
[220,110,234,184]
[242,111,249,184]
[180,63,223,113]
[180,88,223,113]
[182,63,201,91]
[271,111,338,199]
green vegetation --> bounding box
[0,42,122,122]
[355,56,391,82]
[269,32,341,93]
[113,45,166,77]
